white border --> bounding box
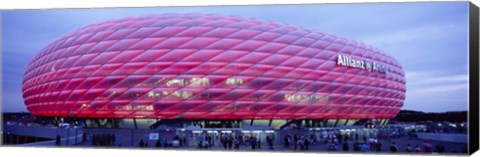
[0,146,443,157]
[1,0,478,157]
[0,0,472,10]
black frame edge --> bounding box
[469,1,480,155]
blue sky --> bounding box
[2,2,470,112]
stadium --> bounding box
[21,13,406,130]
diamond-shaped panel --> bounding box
[22,13,406,119]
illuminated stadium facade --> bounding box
[22,13,406,129]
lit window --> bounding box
[145,105,154,111]
[169,91,193,99]
[284,94,329,103]
[172,91,181,97]
[166,79,185,86]
[226,78,245,86]
[181,91,192,99]
[148,91,155,97]
[190,77,209,86]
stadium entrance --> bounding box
[176,127,278,148]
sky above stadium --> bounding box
[2,2,470,112]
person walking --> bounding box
[368,138,375,151]
[297,138,304,151]
[182,136,187,147]
[245,135,250,147]
[222,134,228,149]
[353,141,360,152]
[266,135,273,150]
[250,136,257,150]
[338,134,343,144]
[415,145,421,153]
[112,134,116,146]
[342,142,349,151]
[375,140,382,152]
[234,136,240,150]
[355,132,359,141]
[155,140,161,148]
[239,134,243,146]
[405,144,412,153]
[55,135,61,146]
[208,134,213,147]
[294,134,299,150]
[304,136,309,150]
[257,137,261,149]
[287,135,291,148]
[423,141,432,153]
[322,131,328,143]
[389,142,398,152]
[82,132,87,142]
[196,134,203,148]
[436,144,445,153]
[310,134,316,144]
[228,134,233,149]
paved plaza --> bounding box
[70,129,468,155]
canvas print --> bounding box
[1,1,474,155]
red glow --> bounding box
[22,14,406,119]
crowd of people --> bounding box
[138,134,186,148]
[282,134,312,150]
[139,130,456,154]
[195,133,214,149]
[91,133,116,146]
[193,133,278,150]
[278,130,453,154]
[79,128,461,154]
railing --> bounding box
[21,133,84,146]
[4,124,84,146]
[416,133,467,143]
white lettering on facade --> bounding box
[336,54,387,73]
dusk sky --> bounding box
[2,2,470,112]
